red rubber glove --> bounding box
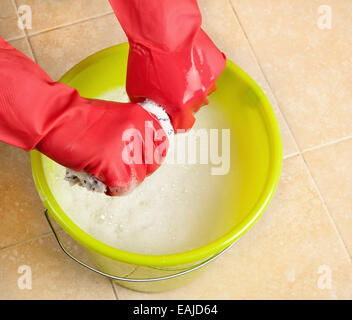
[0,37,168,196]
[109,0,226,131]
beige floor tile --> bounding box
[0,142,50,249]
[230,0,352,150]
[304,138,352,256]
[8,37,34,60]
[15,0,113,35]
[199,0,297,157]
[28,13,127,81]
[0,0,25,40]
[0,232,116,300]
[116,156,352,300]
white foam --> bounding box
[49,89,233,255]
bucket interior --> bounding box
[31,43,282,268]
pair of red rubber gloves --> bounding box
[0,0,225,195]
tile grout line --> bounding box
[301,134,352,154]
[8,5,114,75]
[283,152,300,160]
[0,231,53,253]
[26,11,114,39]
[54,228,122,298]
[301,155,352,264]
[55,227,119,299]
[228,0,352,263]
[24,36,38,63]
[110,280,120,300]
[227,0,300,155]
[4,35,26,42]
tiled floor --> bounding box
[0,0,351,299]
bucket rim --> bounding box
[30,43,283,268]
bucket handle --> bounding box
[45,209,237,282]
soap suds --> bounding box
[47,89,233,255]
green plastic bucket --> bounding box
[30,43,282,293]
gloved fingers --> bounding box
[190,83,218,115]
[88,103,169,196]
[166,83,218,132]
[104,131,169,197]
[106,169,138,196]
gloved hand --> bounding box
[0,37,168,196]
[109,0,226,131]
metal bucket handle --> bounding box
[45,209,237,282]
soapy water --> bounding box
[49,89,235,255]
